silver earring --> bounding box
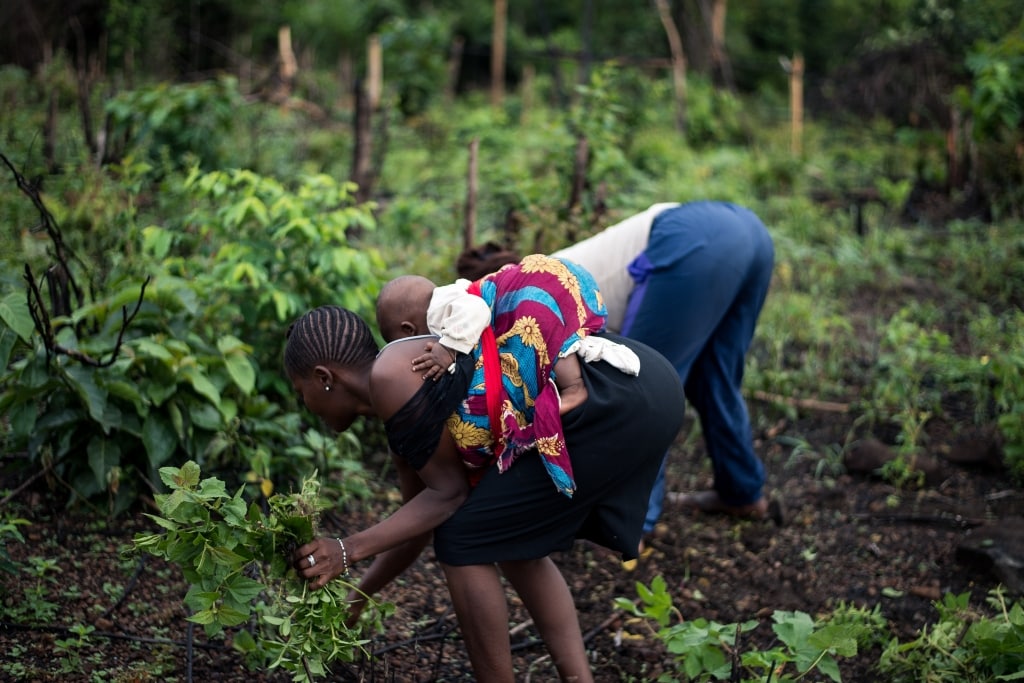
[324,385,331,392]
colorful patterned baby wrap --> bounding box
[445,254,607,496]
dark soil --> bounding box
[1,397,1020,682]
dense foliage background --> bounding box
[1,1,1022,680]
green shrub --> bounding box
[105,77,245,169]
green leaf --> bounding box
[133,338,175,361]
[223,353,255,394]
[216,335,249,356]
[63,364,109,427]
[8,400,38,440]
[231,629,257,653]
[196,477,227,499]
[186,608,218,625]
[181,366,221,407]
[141,225,174,259]
[221,492,248,526]
[206,545,248,568]
[772,610,815,650]
[215,603,249,627]
[0,291,35,341]
[271,290,291,320]
[816,654,842,682]
[87,436,122,491]
[102,379,148,412]
[223,574,265,604]
[143,413,178,467]
[0,325,19,371]
[160,461,201,490]
[808,624,860,657]
[189,401,223,431]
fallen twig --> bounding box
[850,512,989,528]
[0,621,223,650]
[750,390,850,413]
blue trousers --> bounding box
[619,201,774,533]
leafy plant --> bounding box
[615,575,874,682]
[53,623,96,674]
[133,461,391,681]
[878,588,1024,682]
[3,555,62,623]
[104,77,245,169]
[0,157,381,513]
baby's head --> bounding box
[376,275,436,342]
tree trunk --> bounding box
[567,135,589,243]
[708,0,735,89]
[580,0,593,86]
[44,90,57,172]
[273,25,298,102]
[654,0,687,135]
[337,52,353,112]
[445,36,465,103]
[534,0,566,108]
[351,78,373,206]
[70,17,97,161]
[491,0,507,107]
[519,63,535,125]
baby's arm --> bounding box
[414,280,492,381]
[411,341,458,381]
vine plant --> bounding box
[133,461,391,682]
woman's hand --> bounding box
[292,536,351,590]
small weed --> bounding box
[54,623,95,674]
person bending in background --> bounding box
[284,267,683,679]
[457,200,776,532]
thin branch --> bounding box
[849,512,988,528]
[0,622,224,651]
[22,264,151,367]
[749,390,850,413]
[1,153,87,307]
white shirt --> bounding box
[552,203,678,332]
[426,279,491,353]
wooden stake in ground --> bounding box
[367,34,382,111]
[788,53,804,156]
[491,0,507,107]
[654,0,688,135]
[567,135,589,239]
[445,36,465,104]
[351,77,373,205]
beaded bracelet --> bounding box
[336,537,350,576]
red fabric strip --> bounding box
[465,280,504,456]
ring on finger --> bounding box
[307,553,316,568]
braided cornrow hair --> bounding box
[284,305,378,378]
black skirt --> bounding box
[433,334,685,565]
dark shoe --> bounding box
[669,490,770,520]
